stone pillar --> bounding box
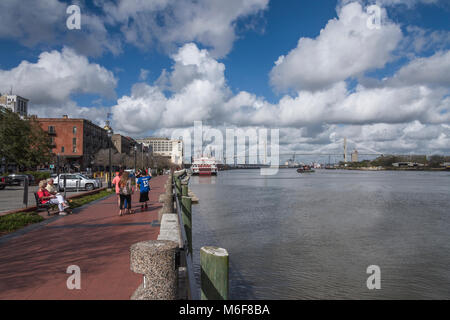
[130,240,179,300]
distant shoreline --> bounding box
[337,167,449,171]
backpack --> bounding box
[120,180,132,195]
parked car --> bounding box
[53,173,101,191]
[80,171,94,179]
[7,174,35,186]
[0,175,11,190]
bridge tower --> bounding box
[344,137,348,163]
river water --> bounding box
[189,169,450,299]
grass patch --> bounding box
[0,212,44,234]
[0,189,114,236]
[69,189,114,209]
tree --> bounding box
[0,109,52,171]
[428,155,445,168]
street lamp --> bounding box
[107,128,113,189]
[134,144,137,173]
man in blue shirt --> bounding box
[136,170,152,210]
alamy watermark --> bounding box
[66,265,81,290]
[170,121,280,175]
[366,5,381,30]
[366,265,381,290]
[66,5,81,30]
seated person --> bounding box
[37,180,70,215]
[45,178,58,195]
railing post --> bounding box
[200,246,229,300]
[176,177,182,192]
[181,196,192,254]
[182,184,189,197]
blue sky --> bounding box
[0,0,449,157]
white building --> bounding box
[136,137,183,166]
[351,150,358,162]
[0,94,28,118]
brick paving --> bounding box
[0,175,167,300]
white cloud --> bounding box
[390,51,450,87]
[101,0,269,57]
[339,0,439,8]
[112,43,230,133]
[0,0,65,46]
[402,26,450,55]
[0,47,117,107]
[0,0,122,57]
[270,2,402,92]
[111,42,449,141]
[139,69,150,81]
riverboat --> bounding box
[191,156,218,176]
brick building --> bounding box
[35,115,109,170]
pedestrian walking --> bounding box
[118,171,134,216]
[136,170,152,210]
[112,169,123,215]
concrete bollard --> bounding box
[200,246,229,300]
[130,240,179,300]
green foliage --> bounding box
[69,189,114,209]
[345,160,372,167]
[428,155,445,168]
[0,109,52,170]
[0,212,44,233]
[0,189,113,235]
[21,171,51,183]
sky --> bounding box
[0,0,449,162]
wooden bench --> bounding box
[34,192,57,216]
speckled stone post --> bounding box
[130,240,179,300]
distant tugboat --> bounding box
[297,165,315,173]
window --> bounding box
[73,138,76,146]
[48,126,55,133]
[73,145,77,153]
[61,146,65,153]
[73,126,77,135]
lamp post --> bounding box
[134,144,137,173]
[141,144,144,169]
[107,128,113,189]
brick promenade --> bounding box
[0,175,167,300]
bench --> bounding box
[34,192,57,216]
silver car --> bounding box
[53,173,100,191]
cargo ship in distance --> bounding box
[191,156,218,176]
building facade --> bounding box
[36,115,109,170]
[0,94,28,118]
[136,137,183,166]
[351,150,358,162]
[112,134,134,155]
